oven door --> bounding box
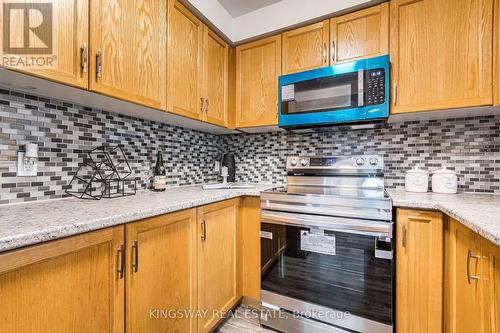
[260,210,393,333]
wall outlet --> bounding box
[17,152,38,177]
[214,160,220,173]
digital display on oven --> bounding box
[310,157,337,166]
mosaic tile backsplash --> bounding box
[0,88,223,204]
[0,85,499,204]
[223,116,500,193]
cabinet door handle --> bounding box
[331,41,336,63]
[81,43,88,74]
[323,43,327,64]
[201,220,206,242]
[205,98,209,113]
[96,50,103,79]
[466,249,480,284]
[117,244,125,279]
[392,83,397,106]
[132,240,139,273]
[200,97,204,113]
[402,223,407,247]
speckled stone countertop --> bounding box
[1,185,498,253]
[388,189,500,246]
[0,184,278,253]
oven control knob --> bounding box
[290,159,298,166]
[300,159,308,166]
[369,158,378,166]
[355,157,365,166]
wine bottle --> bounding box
[152,151,166,192]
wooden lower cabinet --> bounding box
[197,198,240,333]
[396,209,443,333]
[445,217,500,333]
[0,227,124,333]
[0,198,256,333]
[125,208,198,333]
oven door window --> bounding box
[281,72,358,115]
[261,223,393,325]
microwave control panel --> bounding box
[365,69,385,106]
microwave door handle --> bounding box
[261,210,392,238]
[358,69,364,107]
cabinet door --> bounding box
[236,35,281,128]
[167,0,203,120]
[0,0,89,88]
[396,209,443,333]
[202,27,228,127]
[480,237,500,332]
[125,209,198,333]
[198,199,239,333]
[282,20,330,74]
[90,0,167,109]
[0,227,124,333]
[495,0,500,105]
[390,0,493,114]
[445,218,483,333]
[330,3,388,64]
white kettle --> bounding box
[405,167,429,193]
[432,167,458,194]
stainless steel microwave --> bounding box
[278,55,389,128]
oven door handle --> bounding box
[261,210,392,238]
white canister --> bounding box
[405,167,429,193]
[432,167,458,194]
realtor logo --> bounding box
[3,3,53,55]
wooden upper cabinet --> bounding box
[125,209,198,333]
[202,27,229,127]
[495,0,500,105]
[167,0,203,120]
[396,209,443,333]
[330,3,388,64]
[390,0,493,114]
[0,0,89,88]
[90,0,167,109]
[236,35,281,128]
[282,20,330,74]
[198,199,239,333]
[0,227,124,333]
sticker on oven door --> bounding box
[300,230,336,255]
[281,84,295,101]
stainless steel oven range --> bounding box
[260,155,393,333]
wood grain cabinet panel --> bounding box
[446,218,500,333]
[0,227,124,333]
[0,0,89,88]
[480,237,500,332]
[396,209,443,333]
[445,218,484,333]
[197,199,240,333]
[495,0,500,105]
[390,0,493,114]
[330,3,388,64]
[167,0,203,120]
[236,35,281,128]
[202,27,229,127]
[90,0,167,109]
[125,209,198,333]
[282,20,330,74]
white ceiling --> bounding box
[217,0,282,18]
[187,0,374,43]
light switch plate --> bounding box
[17,152,38,177]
